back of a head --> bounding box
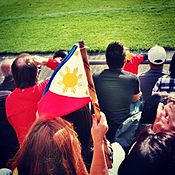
[63,106,93,171]
[118,128,175,175]
[53,50,68,59]
[169,53,175,78]
[10,117,87,175]
[0,59,13,77]
[105,42,125,69]
[12,54,37,89]
[63,105,92,147]
[148,45,166,66]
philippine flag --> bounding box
[38,44,91,117]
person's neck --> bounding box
[150,65,163,71]
[109,67,122,71]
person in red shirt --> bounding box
[6,54,61,145]
[123,49,148,75]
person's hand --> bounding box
[153,101,175,132]
[91,112,108,146]
[32,56,49,66]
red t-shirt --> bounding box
[123,55,144,75]
[6,58,59,145]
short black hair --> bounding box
[105,42,125,69]
[53,50,68,59]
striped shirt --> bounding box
[152,75,175,93]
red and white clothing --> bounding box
[6,58,59,145]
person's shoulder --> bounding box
[122,70,138,79]
[93,70,105,78]
[5,89,16,100]
[138,70,148,76]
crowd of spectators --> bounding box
[0,44,175,175]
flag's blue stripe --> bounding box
[43,45,78,95]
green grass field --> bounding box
[0,0,175,53]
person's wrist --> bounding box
[93,139,104,147]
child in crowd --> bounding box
[123,48,148,75]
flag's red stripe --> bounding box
[38,90,91,117]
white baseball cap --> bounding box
[148,45,166,65]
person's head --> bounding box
[148,45,166,68]
[105,42,126,69]
[169,53,175,78]
[118,128,175,175]
[63,105,93,171]
[12,54,38,89]
[10,116,88,175]
[53,50,68,59]
[0,59,13,77]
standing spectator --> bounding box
[139,45,167,105]
[93,42,141,142]
[0,59,16,91]
[5,54,60,145]
[152,52,175,93]
[123,48,148,75]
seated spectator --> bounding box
[152,52,175,93]
[93,41,141,142]
[0,90,19,169]
[63,105,93,171]
[9,113,109,175]
[114,93,173,153]
[118,128,175,175]
[123,48,148,75]
[0,59,16,91]
[139,93,163,125]
[135,93,165,138]
[5,54,60,145]
[139,45,167,105]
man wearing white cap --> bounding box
[139,45,168,105]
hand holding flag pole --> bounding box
[79,40,113,169]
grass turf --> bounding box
[0,0,175,53]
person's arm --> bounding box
[132,92,141,102]
[32,56,61,70]
[132,75,141,103]
[90,112,109,175]
[153,101,175,132]
[141,53,148,61]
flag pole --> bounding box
[79,40,113,169]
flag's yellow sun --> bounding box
[58,66,83,93]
